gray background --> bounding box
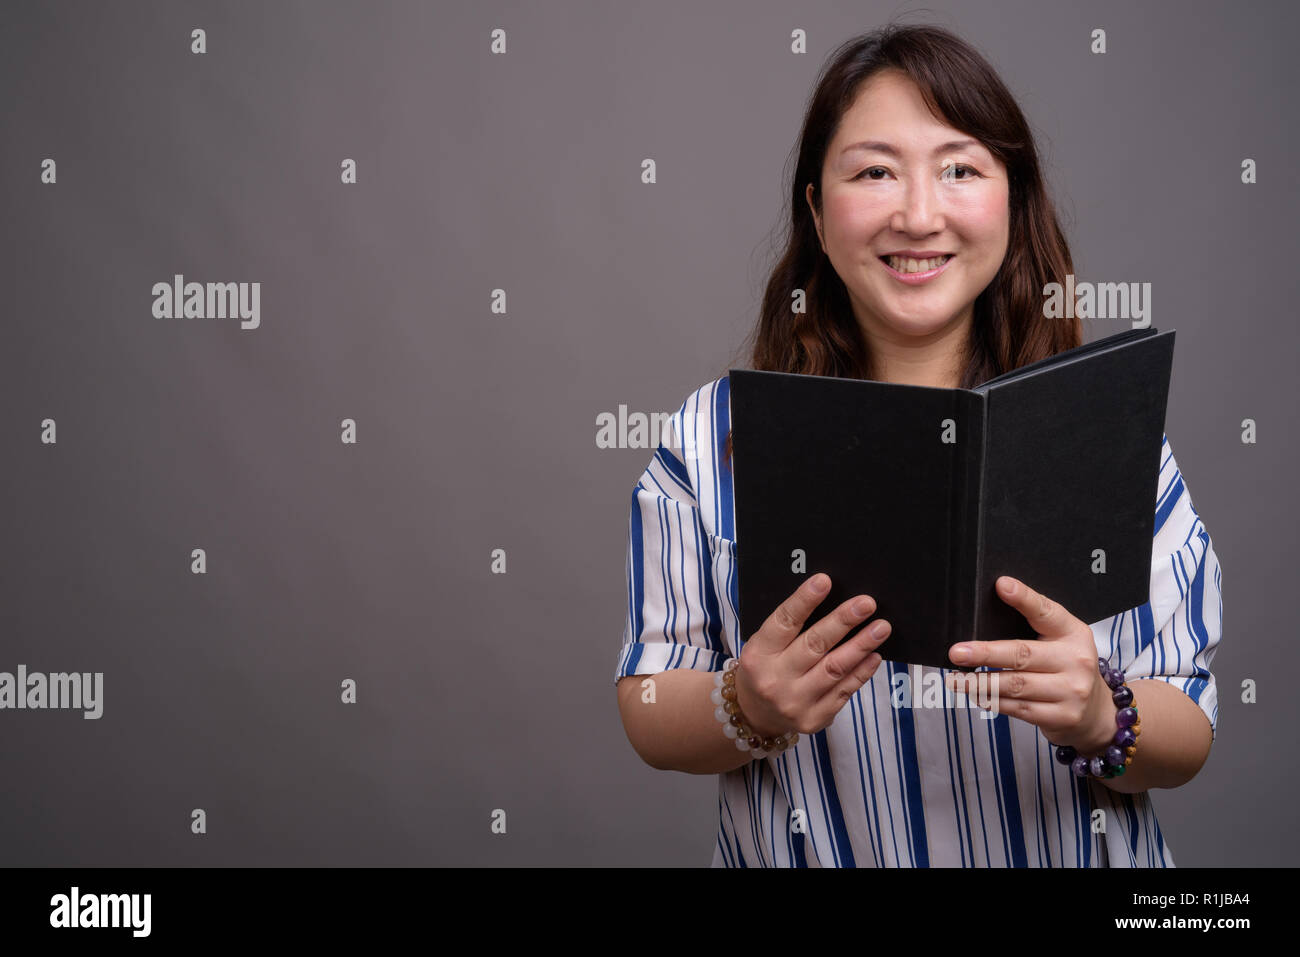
[0,0,1293,866]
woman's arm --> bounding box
[1093,678,1213,793]
[617,671,756,775]
[1096,438,1222,792]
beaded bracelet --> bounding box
[711,658,799,758]
[1052,657,1141,779]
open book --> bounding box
[728,327,1176,670]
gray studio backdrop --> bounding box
[1,0,1294,866]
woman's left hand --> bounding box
[945,575,1116,754]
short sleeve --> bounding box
[613,396,729,686]
[1097,435,1223,741]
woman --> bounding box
[614,24,1222,867]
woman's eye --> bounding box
[854,164,979,182]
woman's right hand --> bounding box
[733,572,890,737]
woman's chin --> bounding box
[873,310,967,338]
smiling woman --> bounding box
[613,23,1222,868]
[808,75,1011,366]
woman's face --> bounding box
[807,69,1010,348]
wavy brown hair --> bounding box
[721,23,1080,466]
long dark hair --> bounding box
[721,23,1080,465]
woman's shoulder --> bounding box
[672,375,730,413]
[652,376,730,478]
[672,374,730,433]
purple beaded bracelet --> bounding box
[1052,658,1141,779]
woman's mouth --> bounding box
[879,253,954,284]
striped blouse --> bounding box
[614,375,1222,867]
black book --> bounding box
[728,327,1176,671]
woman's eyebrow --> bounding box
[840,138,983,158]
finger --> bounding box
[947,636,1065,672]
[751,573,834,651]
[799,615,892,698]
[993,576,1079,639]
[806,650,885,734]
[789,594,882,674]
[960,693,1075,731]
[944,667,1068,705]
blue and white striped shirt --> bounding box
[615,375,1222,867]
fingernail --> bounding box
[811,575,830,595]
[950,645,971,663]
[998,578,1016,596]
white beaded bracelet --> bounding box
[711,657,799,759]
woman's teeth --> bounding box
[885,254,952,273]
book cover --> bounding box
[729,327,1175,670]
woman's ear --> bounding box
[805,182,825,254]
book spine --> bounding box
[948,392,987,651]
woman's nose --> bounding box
[891,178,944,235]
